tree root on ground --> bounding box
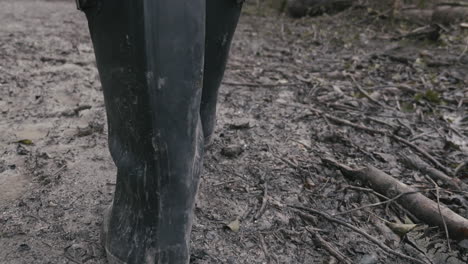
[323,157,468,240]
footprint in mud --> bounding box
[0,167,29,207]
[0,123,50,206]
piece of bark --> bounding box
[323,158,468,240]
[401,154,467,191]
[396,8,434,24]
[379,1,468,26]
[432,4,468,25]
[287,0,355,18]
[394,25,441,41]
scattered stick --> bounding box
[273,153,299,169]
[311,107,386,134]
[376,84,421,94]
[454,160,468,177]
[222,81,293,88]
[289,206,428,264]
[334,189,433,216]
[323,157,468,240]
[211,179,241,187]
[254,180,269,220]
[52,165,67,177]
[366,117,397,129]
[425,176,451,251]
[350,75,392,109]
[306,228,353,264]
[344,185,389,200]
[459,41,468,61]
[390,135,452,176]
[343,185,420,222]
[409,131,435,142]
[307,106,452,175]
[259,235,273,264]
[401,154,466,191]
[73,104,92,114]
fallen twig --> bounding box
[254,180,269,220]
[307,106,452,175]
[322,157,468,240]
[376,84,421,94]
[458,41,468,61]
[259,235,274,264]
[222,81,294,87]
[52,165,67,177]
[334,188,434,216]
[401,153,466,191]
[289,206,428,264]
[454,160,468,177]
[273,153,299,169]
[350,75,393,110]
[343,185,420,222]
[311,107,386,134]
[390,135,452,176]
[425,176,451,251]
[306,228,353,264]
[211,179,241,187]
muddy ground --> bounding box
[1,0,468,263]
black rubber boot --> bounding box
[81,0,205,263]
[200,0,243,146]
[79,0,243,263]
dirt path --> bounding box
[1,1,467,263]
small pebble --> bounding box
[221,145,244,158]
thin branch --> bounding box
[306,227,353,264]
[454,161,468,177]
[350,75,392,109]
[425,176,451,251]
[307,106,452,175]
[289,206,428,264]
[254,180,269,220]
[322,157,468,240]
[222,81,294,88]
[334,189,435,216]
[401,154,464,190]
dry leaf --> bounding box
[387,222,417,236]
[16,139,33,145]
[226,219,240,232]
